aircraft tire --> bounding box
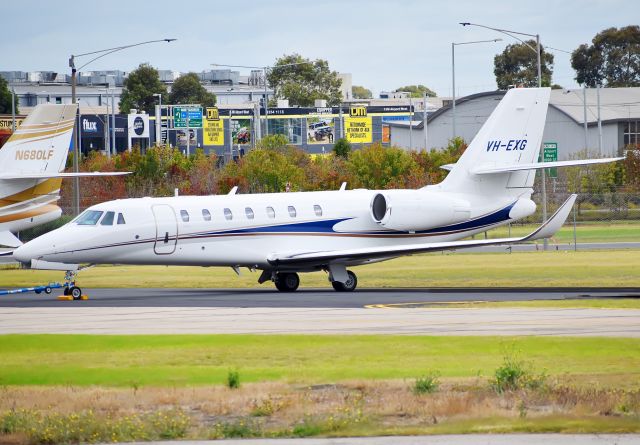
[332,270,357,292]
[70,286,82,300]
[275,273,300,292]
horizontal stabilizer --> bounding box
[0,172,131,180]
[0,231,22,247]
[472,157,623,175]
[268,194,577,267]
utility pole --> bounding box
[597,84,603,155]
[111,90,116,156]
[186,114,191,156]
[583,87,588,150]
[11,87,16,132]
[104,92,110,158]
[423,91,428,149]
[408,95,413,150]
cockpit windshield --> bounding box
[75,210,104,225]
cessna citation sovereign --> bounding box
[14,88,622,296]
[0,103,127,248]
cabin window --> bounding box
[100,211,115,225]
[180,210,190,222]
[266,206,275,219]
[314,205,323,217]
[117,213,126,224]
[245,207,255,219]
[288,206,297,217]
[202,209,211,221]
[76,210,103,225]
[224,208,233,220]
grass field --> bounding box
[1,335,638,387]
[1,250,640,289]
[486,221,640,243]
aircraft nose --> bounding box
[13,239,49,263]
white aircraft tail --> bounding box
[439,87,551,198]
[0,103,77,176]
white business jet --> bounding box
[0,103,128,248]
[13,88,622,297]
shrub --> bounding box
[413,371,440,394]
[227,370,240,389]
[491,351,547,394]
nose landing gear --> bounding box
[62,270,84,300]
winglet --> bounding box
[524,194,577,241]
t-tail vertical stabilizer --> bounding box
[439,87,551,198]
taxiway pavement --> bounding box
[0,287,638,336]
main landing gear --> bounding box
[331,270,357,292]
[269,270,358,292]
[274,272,300,292]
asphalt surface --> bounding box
[0,287,639,308]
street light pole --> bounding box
[153,93,162,147]
[451,38,502,140]
[68,38,176,215]
[460,22,548,249]
[11,87,15,132]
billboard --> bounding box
[203,107,224,145]
[307,110,335,145]
[80,115,104,137]
[344,106,372,144]
[231,119,251,145]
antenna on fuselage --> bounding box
[228,186,238,195]
[339,182,347,191]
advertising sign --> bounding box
[173,106,203,128]
[80,115,104,137]
[345,106,372,144]
[203,107,224,145]
[127,114,149,138]
[231,119,251,145]
[307,108,335,145]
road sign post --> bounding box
[173,106,203,128]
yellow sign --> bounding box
[349,106,367,117]
[203,108,224,145]
[345,116,372,143]
[206,107,219,120]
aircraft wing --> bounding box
[268,194,576,267]
[0,172,131,179]
[472,157,623,175]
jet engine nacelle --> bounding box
[370,191,471,232]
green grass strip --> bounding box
[0,335,638,386]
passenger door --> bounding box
[152,205,177,255]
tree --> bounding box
[494,40,554,89]
[352,85,372,99]
[0,76,18,114]
[571,26,640,87]
[267,54,342,106]
[394,85,436,98]
[119,64,167,115]
[346,143,417,189]
[333,138,352,158]
[169,72,216,107]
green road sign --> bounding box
[543,142,558,178]
[173,107,203,128]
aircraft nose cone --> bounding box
[13,239,47,263]
[13,242,37,263]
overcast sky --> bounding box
[3,0,632,97]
